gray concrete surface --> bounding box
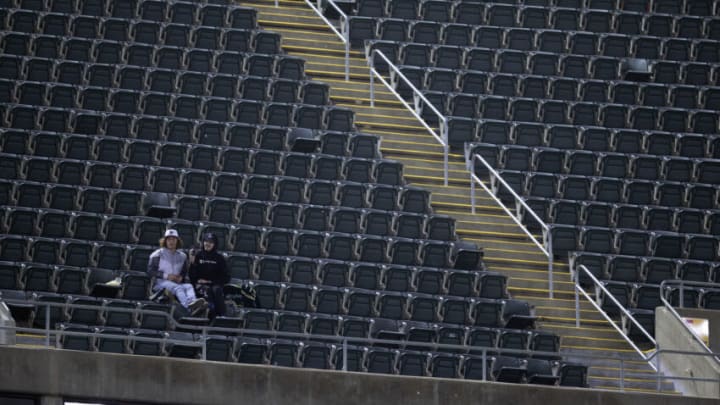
[0,301,16,345]
[656,307,720,399]
[0,346,718,405]
[675,308,720,354]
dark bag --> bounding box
[223,283,257,308]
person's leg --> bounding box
[154,280,194,308]
[208,285,226,317]
[177,283,197,308]
[154,279,178,292]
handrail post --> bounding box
[679,280,684,309]
[201,328,207,361]
[442,120,448,186]
[343,17,349,81]
[574,268,580,328]
[481,349,487,381]
[548,236,554,299]
[342,339,348,371]
[443,143,450,187]
[470,158,476,215]
[656,352,662,392]
[45,304,50,348]
[369,58,375,107]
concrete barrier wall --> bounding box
[0,346,718,405]
[655,307,720,399]
[0,302,16,345]
[674,307,720,354]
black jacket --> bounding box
[188,249,230,286]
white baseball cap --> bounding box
[164,229,180,238]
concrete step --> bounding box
[322,78,403,95]
[353,111,429,128]
[465,238,547,256]
[404,164,470,181]
[381,140,447,156]
[248,0,318,15]
[541,323,626,341]
[457,228,535,242]
[291,54,370,75]
[563,335,641,351]
[337,104,420,121]
[492,267,572,284]
[506,277,576,296]
[258,12,333,27]
[16,332,49,347]
[332,90,403,107]
[288,49,367,65]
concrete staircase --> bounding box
[240,0,676,394]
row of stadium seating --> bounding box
[0,36,304,79]
[1,230,479,268]
[0,179,431,219]
[0,101,352,132]
[1,206,457,243]
[0,74,331,105]
[2,257,506,298]
[52,324,586,386]
[370,42,720,86]
[519,196,720,234]
[3,277,529,327]
[355,0,719,22]
[471,143,720,184]
[0,0,257,25]
[0,130,379,162]
[391,71,720,112]
[354,19,720,61]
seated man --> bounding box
[147,229,207,316]
[189,232,230,318]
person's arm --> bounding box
[147,250,165,279]
[216,254,230,285]
[180,252,190,283]
[188,250,199,285]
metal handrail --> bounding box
[366,48,449,186]
[470,153,554,298]
[573,264,657,369]
[6,298,720,394]
[0,298,177,346]
[646,348,720,391]
[659,279,720,357]
[303,0,350,81]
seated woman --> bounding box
[147,229,207,316]
[189,232,230,318]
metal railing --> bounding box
[302,0,350,81]
[573,264,657,368]
[4,297,720,395]
[659,279,720,357]
[469,153,554,298]
[1,299,206,357]
[366,48,449,186]
[646,349,720,395]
